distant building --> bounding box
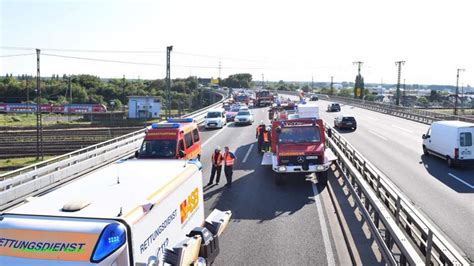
[128,96,160,119]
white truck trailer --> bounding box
[0,159,231,265]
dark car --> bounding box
[327,103,341,112]
[310,95,319,101]
[334,115,357,130]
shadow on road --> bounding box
[204,153,316,223]
[420,155,474,193]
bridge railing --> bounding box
[324,123,470,265]
[0,90,227,211]
[326,95,474,124]
[278,90,474,124]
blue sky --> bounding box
[1,0,473,86]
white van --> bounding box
[204,108,226,129]
[422,120,474,167]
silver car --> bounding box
[234,110,254,125]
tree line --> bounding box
[0,74,218,111]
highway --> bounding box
[311,99,474,260]
[193,106,351,265]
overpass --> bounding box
[0,91,471,265]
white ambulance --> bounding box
[0,159,231,265]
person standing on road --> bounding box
[256,121,266,153]
[223,146,236,188]
[207,146,223,186]
[263,126,271,152]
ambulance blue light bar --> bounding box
[151,123,180,129]
[167,118,194,123]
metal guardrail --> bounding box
[326,95,474,124]
[0,90,228,211]
[277,90,474,124]
[324,122,470,265]
[277,91,469,264]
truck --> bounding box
[0,159,231,265]
[422,120,474,167]
[255,90,274,107]
[261,102,336,185]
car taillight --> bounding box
[454,148,459,159]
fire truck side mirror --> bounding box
[134,151,139,158]
[327,128,333,139]
[275,127,281,134]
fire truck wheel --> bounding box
[318,171,328,186]
[275,174,285,186]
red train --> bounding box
[0,103,107,114]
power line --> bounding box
[0,53,35,57]
[42,53,164,66]
[1,46,165,54]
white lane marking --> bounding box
[392,124,413,133]
[448,173,474,189]
[368,130,388,141]
[312,183,336,266]
[242,144,254,163]
[202,127,227,147]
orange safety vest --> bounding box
[211,152,223,166]
[263,131,269,142]
[224,152,235,166]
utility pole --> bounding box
[67,75,72,121]
[68,75,72,104]
[166,46,173,118]
[26,77,30,116]
[311,76,314,91]
[395,61,405,106]
[353,61,364,99]
[122,75,126,112]
[262,73,265,89]
[330,76,334,95]
[35,49,43,160]
[461,83,464,111]
[454,68,465,115]
[353,61,363,75]
[218,61,222,80]
[402,78,406,106]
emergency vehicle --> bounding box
[137,118,202,160]
[255,90,274,107]
[261,102,336,185]
[0,159,231,265]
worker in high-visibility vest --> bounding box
[207,146,223,186]
[223,146,236,188]
[263,127,271,152]
[256,121,266,153]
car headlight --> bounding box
[278,166,287,172]
[316,165,325,171]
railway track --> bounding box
[0,126,143,158]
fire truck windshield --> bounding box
[139,139,177,158]
[278,126,320,143]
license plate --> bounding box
[306,156,318,159]
[346,122,352,125]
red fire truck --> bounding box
[261,102,336,185]
[255,90,274,107]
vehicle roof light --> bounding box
[167,118,194,123]
[91,223,126,263]
[152,123,180,129]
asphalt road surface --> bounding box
[312,99,474,260]
[196,106,343,265]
